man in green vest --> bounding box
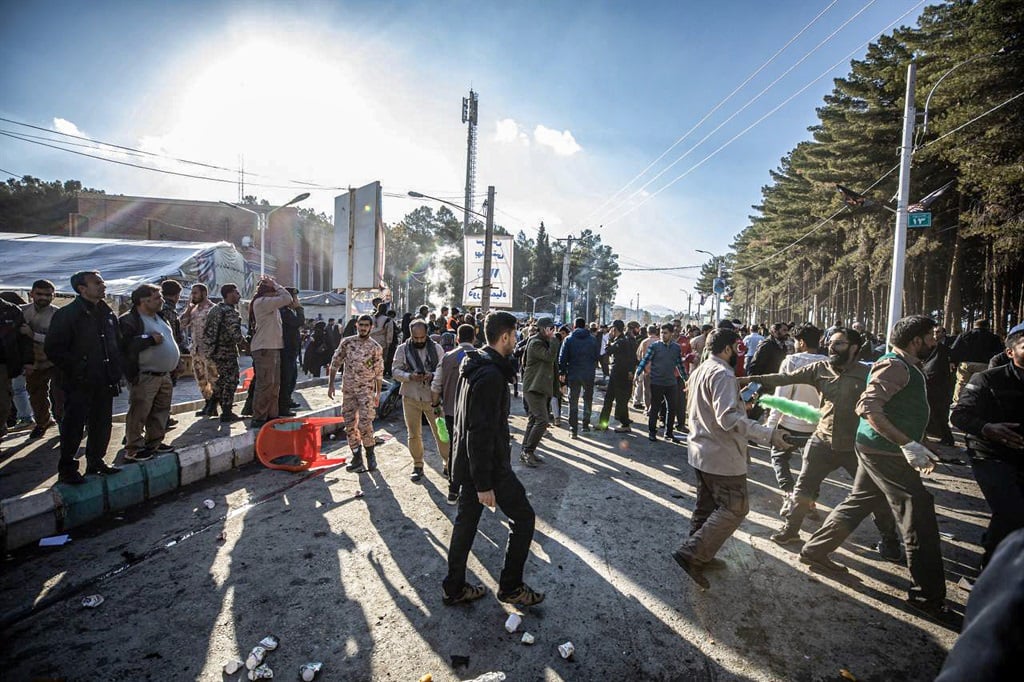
[800,315,953,625]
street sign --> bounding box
[908,212,932,228]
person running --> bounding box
[328,314,383,473]
[800,316,954,624]
[442,312,544,607]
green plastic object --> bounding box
[759,394,822,424]
[106,463,145,511]
[140,453,180,499]
[436,416,450,444]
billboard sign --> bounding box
[463,235,514,308]
[333,182,386,290]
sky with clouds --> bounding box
[0,0,928,312]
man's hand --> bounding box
[151,332,164,345]
[737,376,753,387]
[20,323,33,338]
[981,423,1024,450]
[770,428,792,451]
[900,441,937,475]
[477,490,496,508]
[327,376,337,400]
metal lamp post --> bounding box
[220,192,309,278]
[524,294,548,319]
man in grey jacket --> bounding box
[394,318,449,483]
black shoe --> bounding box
[151,443,175,453]
[86,463,122,476]
[671,550,710,589]
[442,466,450,478]
[770,526,801,545]
[249,419,267,430]
[346,452,364,473]
[447,490,459,505]
[668,435,682,444]
[289,400,301,408]
[364,449,378,472]
[278,411,297,418]
[29,422,54,439]
[410,467,424,482]
[613,425,631,433]
[240,408,253,417]
[497,583,545,606]
[649,432,657,442]
[123,449,154,462]
[220,412,242,423]
[905,598,960,628]
[799,552,848,575]
[58,470,87,485]
[582,423,591,432]
[571,429,579,439]
[704,557,728,571]
[442,583,486,606]
[165,416,179,429]
[876,538,904,563]
[519,451,539,468]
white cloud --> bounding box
[53,117,85,137]
[533,124,581,156]
[494,118,529,145]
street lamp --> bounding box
[409,188,497,312]
[696,249,723,325]
[220,192,309,278]
[523,294,548,319]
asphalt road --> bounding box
[1,391,981,681]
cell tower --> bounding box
[237,154,245,202]
[461,89,478,234]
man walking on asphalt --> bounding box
[20,279,63,439]
[950,325,1024,571]
[393,318,449,483]
[180,284,218,417]
[598,319,636,433]
[432,323,477,504]
[248,276,293,429]
[203,283,246,423]
[558,317,599,439]
[118,284,180,461]
[637,322,687,443]
[443,311,545,608]
[328,314,383,473]
[741,327,902,558]
[45,271,125,484]
[673,328,787,589]
[950,319,1004,402]
[520,316,557,467]
[632,324,659,410]
[799,315,954,623]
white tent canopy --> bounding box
[0,233,253,297]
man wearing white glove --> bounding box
[801,315,954,626]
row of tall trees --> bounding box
[384,209,621,318]
[724,0,1022,334]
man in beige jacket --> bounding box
[394,319,449,483]
[248,276,293,429]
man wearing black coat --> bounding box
[747,323,789,376]
[443,312,545,608]
[950,327,1024,569]
[597,319,636,432]
[923,325,955,445]
[45,271,124,484]
[950,319,1004,402]
[278,288,304,415]
[0,295,33,453]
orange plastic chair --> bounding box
[255,417,348,472]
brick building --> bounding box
[58,193,332,290]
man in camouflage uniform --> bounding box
[180,283,218,416]
[202,283,246,422]
[328,314,383,473]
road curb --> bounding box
[0,402,343,553]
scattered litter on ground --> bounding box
[839,669,857,681]
[39,534,71,547]
[450,654,470,669]
[81,594,104,608]
[504,613,521,633]
[355,490,364,498]
[957,577,974,592]
[259,635,279,650]
[217,530,227,542]
[467,673,505,682]
[939,531,956,540]
[224,659,244,675]
[203,499,216,509]
[246,645,267,670]
[418,675,432,682]
[558,641,575,659]
[299,661,323,681]
[247,664,273,679]
[521,632,535,645]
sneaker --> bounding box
[633,402,644,410]
[905,598,960,628]
[442,466,450,478]
[410,467,424,482]
[770,526,801,545]
[151,443,175,453]
[249,419,267,430]
[165,416,179,429]
[571,429,579,440]
[86,463,122,476]
[532,451,545,463]
[876,538,904,563]
[278,411,297,418]
[671,550,710,589]
[668,435,682,444]
[123,450,154,462]
[704,557,728,571]
[442,583,487,606]
[519,451,539,468]
[614,425,631,433]
[799,552,848,575]
[289,401,301,408]
[220,412,242,423]
[498,583,545,606]
[58,470,87,485]
[10,419,34,432]
[649,432,657,442]
[29,422,53,439]
[446,491,459,505]
[582,423,591,432]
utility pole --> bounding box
[636,292,640,320]
[556,234,575,324]
[480,185,496,312]
[887,62,915,347]
[461,90,479,236]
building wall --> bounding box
[67,193,331,290]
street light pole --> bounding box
[220,192,309,278]
[481,186,496,312]
[886,62,916,346]
[524,294,548,319]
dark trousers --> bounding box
[567,380,594,429]
[648,382,678,436]
[58,387,114,473]
[599,372,632,427]
[444,471,536,595]
[677,469,748,564]
[522,390,550,451]
[803,449,945,604]
[769,431,813,492]
[783,437,898,540]
[675,379,687,430]
[926,380,954,444]
[279,350,299,411]
[970,456,1024,568]
[599,356,610,378]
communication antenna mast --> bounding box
[238,154,245,202]
[461,90,478,235]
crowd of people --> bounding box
[3,278,1023,663]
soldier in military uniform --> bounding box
[328,314,383,472]
[180,283,218,416]
[202,283,246,422]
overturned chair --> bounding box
[255,417,348,472]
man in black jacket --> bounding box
[45,271,124,484]
[1,295,33,453]
[278,287,304,416]
[597,320,635,432]
[747,322,789,376]
[950,319,1004,402]
[950,327,1024,570]
[443,311,545,608]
